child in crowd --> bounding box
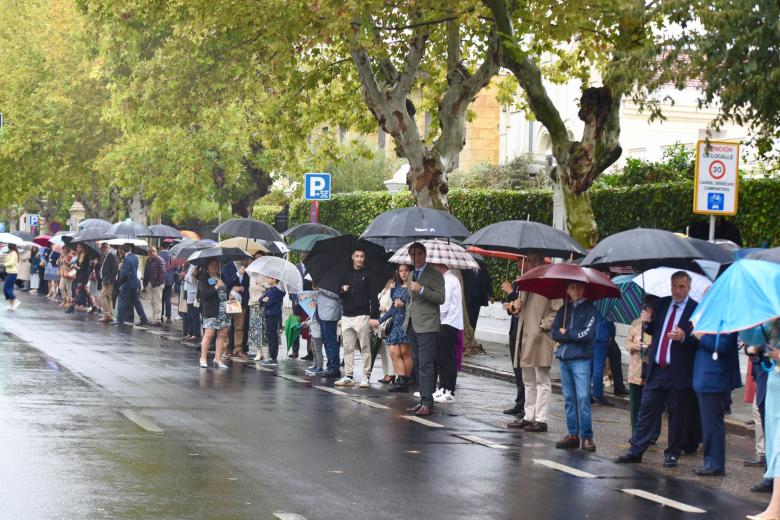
[260,276,285,366]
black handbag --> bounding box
[382,317,394,338]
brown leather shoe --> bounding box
[525,421,548,432]
[406,403,422,413]
[507,419,533,429]
[581,438,596,452]
[415,405,433,417]
[555,435,580,449]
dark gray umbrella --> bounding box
[462,220,587,259]
[747,247,780,264]
[361,207,469,240]
[172,239,217,260]
[685,237,734,264]
[11,230,33,241]
[213,218,284,242]
[78,218,112,232]
[108,219,153,239]
[142,224,183,239]
[187,246,251,266]
[283,223,340,240]
[303,235,393,294]
[581,228,703,270]
[70,228,116,243]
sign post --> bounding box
[304,173,331,224]
[693,140,740,240]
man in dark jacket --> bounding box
[222,259,250,361]
[551,281,599,452]
[159,244,175,323]
[143,246,166,325]
[116,244,148,326]
[97,241,118,323]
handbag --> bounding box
[225,300,242,314]
[67,268,77,278]
[382,317,394,338]
[177,287,188,313]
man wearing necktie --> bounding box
[615,271,700,468]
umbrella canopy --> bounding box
[304,234,393,293]
[187,246,251,266]
[362,207,469,240]
[213,218,284,242]
[0,233,24,245]
[180,230,201,240]
[747,247,780,265]
[11,230,33,241]
[108,219,153,239]
[142,224,183,239]
[72,240,100,258]
[106,238,147,247]
[283,223,340,240]
[466,246,524,261]
[171,239,217,260]
[364,236,423,252]
[516,263,620,301]
[33,234,52,247]
[581,228,703,270]
[692,259,780,334]
[246,255,303,293]
[594,274,644,324]
[71,228,116,243]
[633,267,712,303]
[389,239,479,270]
[78,218,112,232]
[684,237,734,264]
[290,233,337,253]
[218,237,270,256]
[463,220,587,259]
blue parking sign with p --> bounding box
[707,193,724,211]
[304,173,331,200]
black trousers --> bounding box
[161,284,172,319]
[434,324,458,393]
[409,321,437,408]
[606,339,627,393]
[508,318,525,409]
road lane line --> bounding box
[279,374,309,383]
[351,398,390,410]
[314,385,348,396]
[401,415,444,428]
[620,489,706,513]
[145,330,165,335]
[252,365,275,372]
[117,408,164,434]
[454,433,509,450]
[532,459,597,478]
[273,513,308,520]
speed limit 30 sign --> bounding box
[693,140,739,215]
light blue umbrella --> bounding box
[691,259,780,334]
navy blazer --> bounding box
[221,262,249,307]
[693,333,742,394]
[644,297,699,389]
[118,253,140,290]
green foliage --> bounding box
[449,155,553,191]
[597,143,694,188]
[302,138,402,193]
[253,204,283,226]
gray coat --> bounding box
[403,265,445,334]
[317,288,342,322]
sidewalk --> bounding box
[463,339,755,437]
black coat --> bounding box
[643,297,699,390]
[198,274,221,319]
[98,251,119,289]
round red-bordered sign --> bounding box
[708,160,726,179]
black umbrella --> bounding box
[141,224,183,239]
[78,218,112,232]
[462,220,587,259]
[187,246,251,266]
[685,237,734,264]
[363,236,426,253]
[361,207,469,240]
[214,218,284,242]
[75,240,101,258]
[303,235,393,294]
[11,230,33,241]
[171,239,216,260]
[70,228,116,243]
[108,219,153,239]
[283,223,341,240]
[581,228,703,271]
[747,247,780,264]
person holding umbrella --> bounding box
[116,243,149,326]
[97,241,119,323]
[3,243,20,310]
[379,265,413,393]
[198,258,230,368]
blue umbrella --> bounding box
[691,259,780,334]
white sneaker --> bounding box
[359,378,370,388]
[335,376,354,387]
[413,391,421,398]
[434,390,455,403]
[433,388,444,399]
[10,300,20,310]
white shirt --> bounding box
[655,297,689,365]
[184,265,198,304]
[440,270,464,330]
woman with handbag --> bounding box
[378,264,413,393]
[198,259,230,369]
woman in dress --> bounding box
[248,259,269,361]
[379,264,412,393]
[198,259,230,369]
[29,246,40,293]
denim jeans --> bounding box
[559,358,593,439]
[3,274,17,300]
[591,340,609,400]
[319,319,340,372]
[187,303,201,337]
[265,314,281,360]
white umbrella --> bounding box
[246,256,303,294]
[106,238,147,247]
[389,238,479,270]
[634,267,712,302]
[0,232,25,246]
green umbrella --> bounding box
[284,315,301,353]
[289,233,333,252]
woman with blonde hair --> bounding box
[3,243,20,310]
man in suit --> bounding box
[97,241,118,323]
[403,242,445,417]
[116,243,149,326]
[691,331,741,476]
[222,259,250,360]
[615,271,699,467]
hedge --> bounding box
[286,179,780,247]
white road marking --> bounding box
[532,459,597,478]
[274,513,309,520]
[253,365,275,372]
[620,489,706,514]
[454,434,509,450]
[145,330,165,335]
[279,374,309,383]
[117,408,164,433]
[351,398,390,410]
[314,385,348,396]
[401,415,444,428]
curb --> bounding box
[461,361,753,438]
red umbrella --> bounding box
[516,263,620,301]
[34,234,52,247]
[467,245,524,261]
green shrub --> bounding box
[253,204,282,225]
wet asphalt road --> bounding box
[0,294,762,519]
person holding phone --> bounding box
[198,259,230,368]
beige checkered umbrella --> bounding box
[389,239,479,270]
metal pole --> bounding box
[708,215,716,241]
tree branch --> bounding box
[374,13,463,32]
[393,29,430,97]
